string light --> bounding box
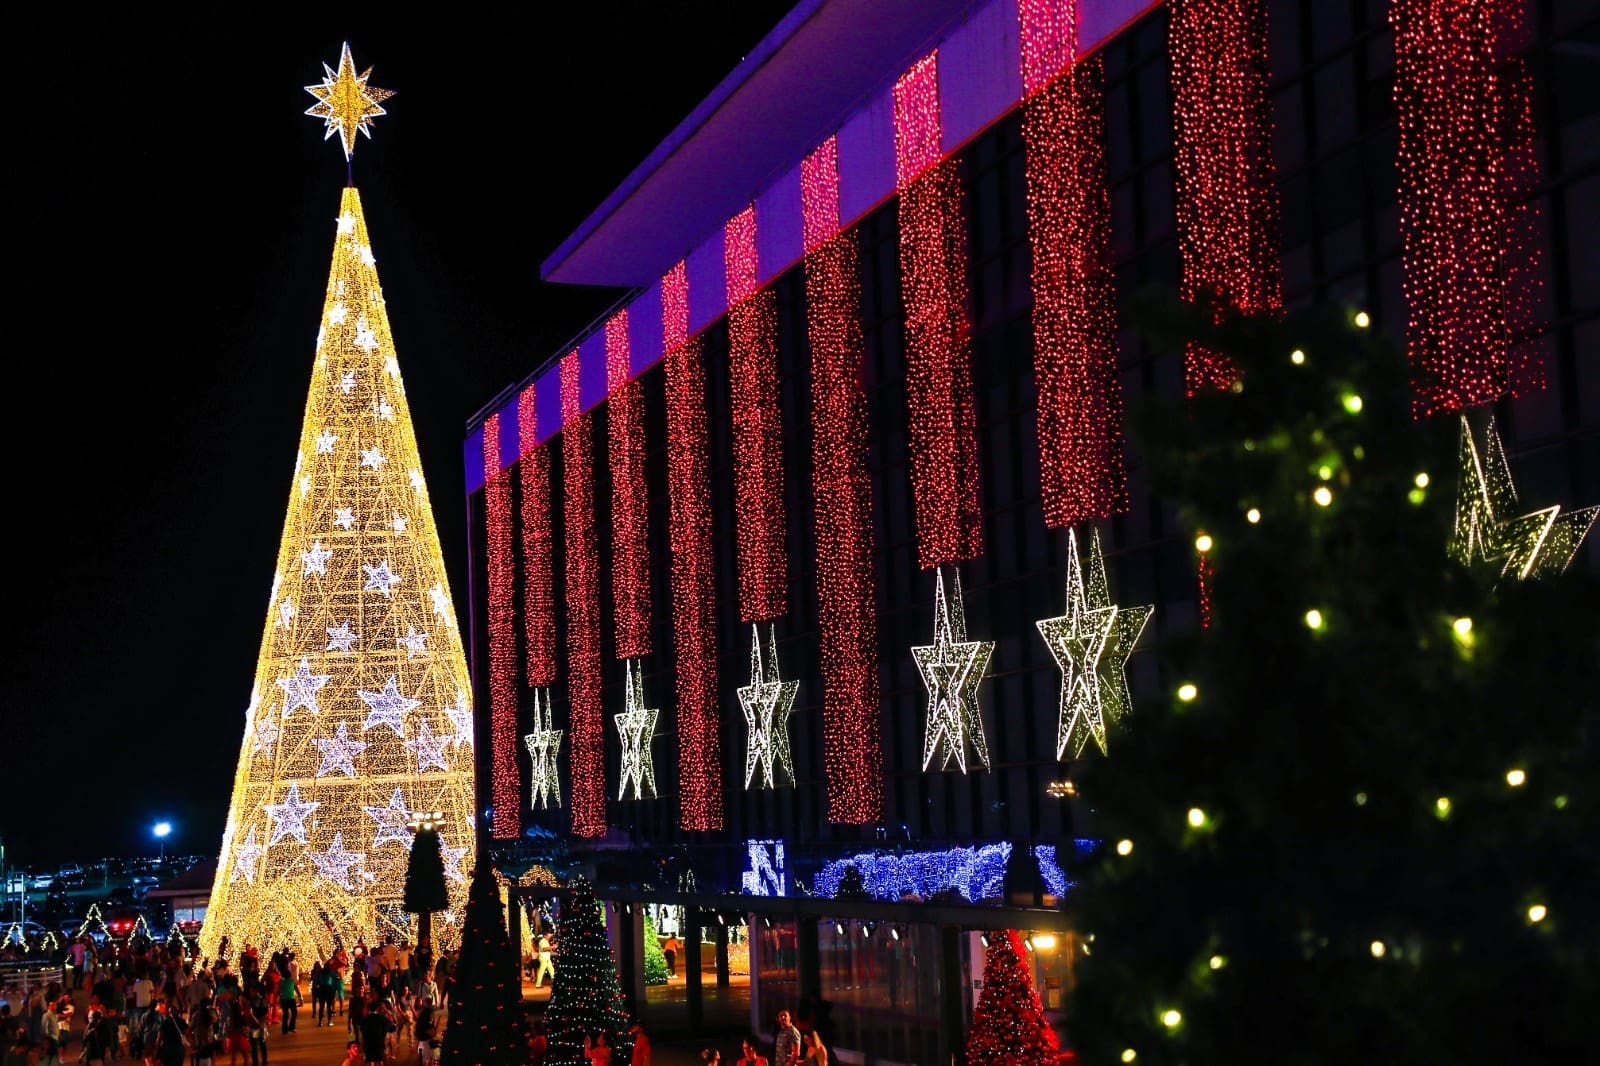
[914,567,994,773]
[1122,1051,1137,1063]
[615,658,660,801]
[740,839,787,896]
[1314,486,1334,507]
[1290,349,1306,365]
[1161,1009,1183,1029]
[1371,940,1387,958]
[1187,807,1207,828]
[1209,954,1225,970]
[562,357,606,838]
[663,261,723,832]
[1036,527,1153,757]
[726,205,789,622]
[517,386,556,686]
[1352,311,1371,329]
[522,688,562,811]
[1506,768,1526,787]
[1170,0,1283,394]
[606,310,652,659]
[1435,796,1452,819]
[812,841,1087,903]
[1392,0,1544,417]
[484,417,520,839]
[1246,507,1261,524]
[1450,414,1597,579]
[802,137,882,824]
[1177,683,1198,703]
[1527,904,1547,923]
[1116,839,1134,856]
[739,624,798,790]
[203,188,475,963]
[895,54,983,568]
[1019,11,1129,528]
[1194,533,1213,552]
[1415,473,1431,488]
[302,43,393,160]
[1305,609,1324,630]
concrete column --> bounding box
[938,925,965,1066]
[613,903,645,1019]
[797,917,821,1003]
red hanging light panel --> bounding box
[606,310,652,658]
[517,385,556,688]
[483,413,521,839]
[562,355,606,838]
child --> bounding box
[343,1039,362,1065]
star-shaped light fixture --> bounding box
[303,43,394,160]
[615,659,659,801]
[314,721,370,778]
[325,621,359,653]
[912,568,993,773]
[363,787,413,849]
[739,625,798,790]
[358,674,420,736]
[437,833,469,885]
[264,784,319,846]
[309,832,365,890]
[229,826,265,885]
[276,656,331,718]
[301,540,333,576]
[523,688,564,810]
[406,719,450,772]
[362,559,399,597]
[1450,414,1596,580]
[443,691,473,749]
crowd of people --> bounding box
[694,1009,828,1066]
[0,930,458,1066]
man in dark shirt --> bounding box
[358,999,395,1065]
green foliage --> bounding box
[403,828,450,915]
[1065,299,1600,1064]
[544,876,633,1066]
[643,912,670,986]
[441,864,527,1065]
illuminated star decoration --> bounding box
[437,834,469,884]
[358,674,420,737]
[361,446,385,469]
[278,597,296,628]
[443,691,473,749]
[912,568,994,773]
[309,831,365,890]
[277,657,331,718]
[615,659,659,801]
[340,372,358,395]
[363,559,399,597]
[229,826,264,884]
[1450,414,1597,580]
[363,787,413,849]
[315,430,338,453]
[303,42,394,160]
[397,627,427,658]
[326,621,359,652]
[334,507,356,529]
[738,624,798,789]
[430,584,453,623]
[522,687,563,810]
[252,705,280,755]
[1037,527,1153,759]
[301,540,333,576]
[315,721,370,778]
[264,784,319,846]
[406,719,450,772]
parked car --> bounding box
[30,874,54,890]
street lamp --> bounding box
[152,822,172,861]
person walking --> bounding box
[357,997,394,1066]
[275,972,297,1037]
[773,1011,802,1066]
[627,1021,651,1066]
[533,936,555,989]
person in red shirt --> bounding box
[736,1036,769,1066]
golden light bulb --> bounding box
[1527,904,1547,923]
[1187,807,1206,828]
[1177,683,1198,702]
[1370,940,1386,958]
[1121,1051,1137,1064]
[1290,349,1306,365]
[1506,768,1526,787]
[1194,533,1214,553]
[1305,608,1324,630]
[1245,507,1261,524]
[1161,1009,1182,1028]
[1313,486,1333,507]
[1354,310,1371,328]
[1116,839,1134,856]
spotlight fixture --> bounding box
[1023,936,1035,952]
[890,926,901,941]
[835,922,847,937]
[979,933,989,948]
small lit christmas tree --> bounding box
[642,912,669,986]
[405,824,450,954]
[1065,300,1600,1062]
[440,864,527,1065]
[544,876,633,1066]
[965,930,1059,1064]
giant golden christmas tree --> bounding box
[200,45,476,962]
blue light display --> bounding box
[805,841,1093,903]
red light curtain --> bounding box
[562,356,606,838]
[517,386,556,687]
[483,413,521,839]
[606,311,653,658]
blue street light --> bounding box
[153,821,172,860]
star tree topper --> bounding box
[522,688,563,811]
[913,567,994,773]
[739,624,798,789]
[1037,526,1153,759]
[615,659,659,801]
[304,43,393,159]
[1450,413,1596,580]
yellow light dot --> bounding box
[1414,472,1430,488]
[1453,617,1473,637]
[1194,533,1214,553]
[1554,795,1569,810]
[1177,683,1198,702]
[1435,796,1451,818]
[1342,393,1364,414]
[1290,349,1306,365]
[1354,791,1368,806]
[1116,839,1134,856]
[1161,1009,1183,1029]
[1506,768,1526,787]
[1187,807,1206,828]
[1318,465,1334,481]
[1122,1051,1137,1064]
[1370,940,1386,958]
[1209,954,1225,970]
[1527,904,1547,923]
[1304,609,1324,630]
[1407,487,1427,505]
[1246,507,1261,524]
[1032,933,1057,951]
[1313,486,1334,507]
[1354,311,1371,328]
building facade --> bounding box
[463,0,1598,1060]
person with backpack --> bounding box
[152,1003,189,1066]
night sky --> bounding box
[7,4,796,869]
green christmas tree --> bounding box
[965,930,1059,1064]
[405,826,450,953]
[544,876,633,1065]
[441,864,528,1065]
[1065,299,1600,1063]
[642,912,669,986]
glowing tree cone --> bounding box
[199,187,476,963]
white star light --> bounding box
[739,624,798,790]
[385,356,401,379]
[300,476,313,497]
[362,559,399,597]
[276,657,331,718]
[360,447,385,470]
[309,832,365,890]
[301,540,333,576]
[334,507,357,530]
[392,513,408,533]
[329,303,349,325]
[409,470,425,492]
[358,674,420,737]
[336,213,357,236]
[615,659,659,801]
[315,721,370,778]
[315,431,339,454]
[340,371,358,394]
[229,826,265,885]
[264,784,319,846]
[277,596,296,629]
[444,692,473,749]
[252,706,281,755]
[317,326,326,352]
[397,627,427,658]
[437,834,469,884]
[376,400,394,421]
[363,787,412,849]
[406,719,450,772]
[358,244,376,267]
[326,621,359,652]
[913,568,994,774]
[354,318,379,351]
[523,688,563,810]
